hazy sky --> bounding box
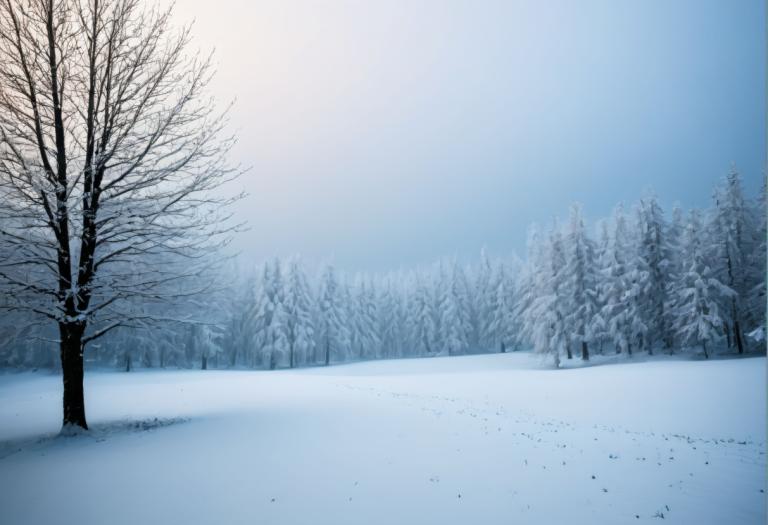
[168,0,765,271]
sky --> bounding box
[165,0,765,272]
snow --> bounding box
[0,352,765,525]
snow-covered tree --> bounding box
[601,205,636,355]
[350,279,380,360]
[710,171,755,354]
[437,262,471,356]
[634,196,674,353]
[317,266,350,365]
[563,204,599,360]
[0,1,242,429]
[523,222,569,367]
[488,261,519,353]
[671,210,734,358]
[409,277,438,357]
[284,258,316,368]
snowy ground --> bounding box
[0,352,765,525]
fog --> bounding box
[167,0,765,271]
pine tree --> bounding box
[475,248,495,350]
[602,205,636,355]
[563,204,599,360]
[284,258,316,368]
[671,210,734,358]
[590,220,611,355]
[488,262,518,353]
[524,222,569,367]
[635,195,673,353]
[437,262,471,356]
[410,277,438,357]
[711,171,754,354]
[317,265,350,365]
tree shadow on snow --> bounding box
[0,417,190,460]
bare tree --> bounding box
[0,0,242,430]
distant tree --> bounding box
[409,277,438,357]
[437,262,471,356]
[317,266,349,365]
[284,258,315,367]
[488,262,518,353]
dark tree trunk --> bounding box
[290,344,295,368]
[60,323,87,430]
[702,341,709,359]
[201,354,207,370]
[724,322,732,348]
[733,318,744,354]
[500,341,506,353]
[566,345,573,360]
[325,340,330,366]
[581,341,589,361]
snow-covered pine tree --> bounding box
[744,177,767,339]
[409,276,438,357]
[664,204,685,351]
[284,258,316,368]
[563,204,599,360]
[634,195,673,353]
[377,278,401,359]
[488,261,518,353]
[265,299,291,369]
[590,220,611,355]
[602,205,635,355]
[671,210,734,358]
[513,226,541,352]
[351,279,380,360]
[710,171,755,354]
[317,265,350,365]
[474,248,495,350]
[524,222,569,367]
[453,261,475,354]
[437,261,471,356]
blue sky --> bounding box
[174,0,766,271]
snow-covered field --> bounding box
[0,352,765,525]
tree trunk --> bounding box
[729,299,744,354]
[201,354,207,370]
[500,341,506,353]
[325,340,330,366]
[724,322,732,348]
[566,344,573,360]
[702,341,709,359]
[733,318,744,354]
[581,341,589,361]
[60,323,88,430]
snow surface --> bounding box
[0,352,765,525]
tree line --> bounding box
[3,172,763,371]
